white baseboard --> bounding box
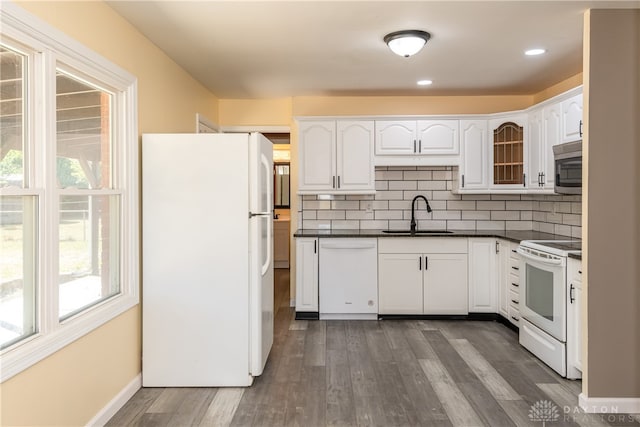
[579,393,640,413]
[87,373,142,426]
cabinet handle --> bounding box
[337,176,341,189]
[579,120,583,137]
[511,316,519,322]
[425,256,428,270]
[419,256,422,271]
[570,283,575,304]
[541,172,545,186]
[419,139,422,153]
[495,241,499,254]
[314,240,317,253]
[523,173,526,187]
[511,299,519,304]
[511,282,519,287]
[511,249,517,253]
[462,174,465,188]
[414,139,417,153]
[332,176,336,189]
[578,270,582,274]
[511,266,519,271]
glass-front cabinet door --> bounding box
[490,115,527,189]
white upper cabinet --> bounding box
[458,120,489,191]
[416,120,460,155]
[298,120,375,194]
[336,121,375,192]
[375,119,460,165]
[527,108,545,189]
[489,114,527,190]
[375,120,417,155]
[298,121,336,192]
[542,102,562,188]
[561,93,583,143]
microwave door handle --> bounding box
[516,248,563,266]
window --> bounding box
[0,3,138,381]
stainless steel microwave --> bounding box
[552,140,582,194]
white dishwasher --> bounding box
[319,238,378,320]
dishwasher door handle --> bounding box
[320,243,377,250]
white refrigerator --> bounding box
[142,132,274,386]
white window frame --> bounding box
[0,2,139,382]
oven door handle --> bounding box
[516,248,563,266]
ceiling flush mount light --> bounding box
[525,48,546,56]
[384,30,431,58]
[417,80,433,86]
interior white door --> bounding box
[249,133,274,376]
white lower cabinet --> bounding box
[567,257,583,378]
[378,238,468,315]
[497,239,510,318]
[506,241,521,326]
[468,238,497,312]
[378,253,423,314]
[295,238,318,312]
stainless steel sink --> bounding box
[382,230,453,234]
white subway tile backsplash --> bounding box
[433,210,462,220]
[506,201,533,211]
[332,220,360,230]
[417,220,447,230]
[360,220,389,229]
[375,191,404,200]
[462,211,491,220]
[389,180,418,190]
[554,224,572,237]
[299,166,581,235]
[418,180,447,190]
[346,211,374,220]
[375,180,389,191]
[303,200,331,210]
[491,210,520,221]
[477,220,506,230]
[375,210,404,220]
[432,191,462,201]
[332,200,360,210]
[389,220,411,230]
[506,221,533,230]
[403,170,433,180]
[562,213,581,226]
[446,220,477,230]
[447,200,477,210]
[375,170,403,180]
[317,210,346,220]
[477,201,506,210]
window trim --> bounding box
[0,1,139,382]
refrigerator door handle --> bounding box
[249,211,271,218]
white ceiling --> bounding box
[107,1,640,99]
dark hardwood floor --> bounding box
[107,270,640,426]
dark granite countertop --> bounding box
[293,228,577,245]
[568,252,582,260]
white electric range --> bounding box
[517,240,582,379]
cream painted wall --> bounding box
[1,2,219,426]
[218,98,292,127]
[583,9,640,399]
[292,94,533,116]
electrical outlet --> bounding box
[365,202,373,213]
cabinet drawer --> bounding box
[509,243,520,261]
[509,288,520,307]
[378,237,468,254]
[508,305,520,326]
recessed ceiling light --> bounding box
[417,80,433,86]
[525,48,546,56]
